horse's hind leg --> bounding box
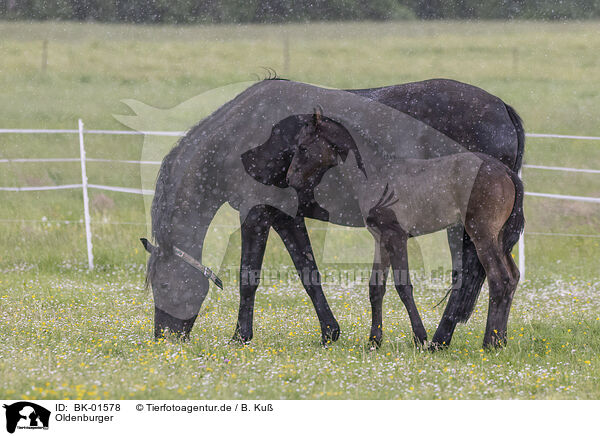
[368,238,390,348]
[386,232,428,346]
[432,224,486,349]
[472,239,518,348]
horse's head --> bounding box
[241,114,309,188]
[141,237,218,340]
[286,107,366,191]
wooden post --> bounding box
[42,40,48,73]
[283,34,290,75]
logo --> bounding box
[3,402,50,434]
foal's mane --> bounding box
[319,116,368,178]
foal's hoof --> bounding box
[321,322,340,346]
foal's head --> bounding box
[286,107,366,191]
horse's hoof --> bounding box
[482,338,506,350]
[321,322,340,345]
[427,341,449,352]
[230,331,252,345]
[368,336,382,350]
[413,335,428,348]
[416,340,429,351]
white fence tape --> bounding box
[0,157,162,164]
[523,164,600,174]
[0,183,83,191]
[2,128,600,140]
[527,231,600,239]
[1,125,600,273]
[0,157,80,163]
[526,133,600,141]
[525,191,600,204]
[0,128,185,136]
[88,184,154,195]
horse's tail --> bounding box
[505,103,525,172]
[442,104,525,325]
[502,169,525,255]
[448,235,487,324]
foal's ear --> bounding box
[313,105,323,127]
[332,129,368,179]
[140,238,156,254]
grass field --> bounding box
[0,20,599,399]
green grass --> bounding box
[1,271,598,399]
[0,20,599,399]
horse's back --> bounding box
[347,79,519,169]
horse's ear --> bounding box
[140,238,156,253]
[241,116,304,188]
[313,106,323,127]
[241,143,291,188]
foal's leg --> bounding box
[233,205,272,343]
[496,252,520,341]
[368,238,390,348]
[386,232,428,345]
[272,212,340,345]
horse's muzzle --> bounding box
[154,306,198,340]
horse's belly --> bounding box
[391,197,462,236]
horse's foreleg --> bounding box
[272,214,340,345]
[368,239,390,348]
[387,233,428,346]
[233,206,272,343]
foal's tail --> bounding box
[501,169,525,254]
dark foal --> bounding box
[286,109,524,348]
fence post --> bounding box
[41,39,48,73]
[283,34,290,75]
[518,169,525,280]
[78,119,94,270]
